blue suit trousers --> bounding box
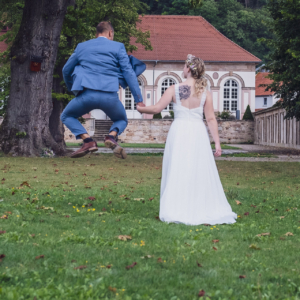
[61,89,128,140]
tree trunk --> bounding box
[0,0,71,156]
[49,60,67,149]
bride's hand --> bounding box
[214,144,222,157]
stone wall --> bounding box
[253,107,300,149]
[118,119,254,144]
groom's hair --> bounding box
[96,21,114,34]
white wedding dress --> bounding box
[159,84,237,225]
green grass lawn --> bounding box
[66,142,240,150]
[0,155,300,299]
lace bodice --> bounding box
[173,84,206,120]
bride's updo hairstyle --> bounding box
[185,54,207,97]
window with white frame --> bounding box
[161,78,176,110]
[223,79,238,112]
[263,97,267,106]
[125,79,142,110]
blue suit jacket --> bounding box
[62,37,144,103]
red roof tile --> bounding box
[0,30,8,53]
[255,72,274,96]
[130,15,261,63]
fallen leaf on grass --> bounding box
[285,232,293,236]
[280,216,285,219]
[155,216,160,221]
[148,197,154,201]
[106,265,112,269]
[5,211,12,215]
[157,257,163,263]
[198,289,205,297]
[0,254,5,262]
[65,215,70,218]
[38,206,53,210]
[108,286,116,293]
[0,215,8,219]
[250,204,256,208]
[88,196,96,201]
[126,262,137,269]
[1,178,5,181]
[118,235,132,241]
[256,232,270,237]
[20,181,31,188]
[141,255,153,259]
[213,247,218,251]
[235,200,242,205]
[35,255,44,260]
[255,210,260,213]
[197,261,202,267]
[212,239,219,243]
[71,260,77,263]
[244,212,249,216]
[237,182,239,185]
[74,265,86,270]
[249,244,260,250]
[30,234,35,237]
[239,275,246,279]
[134,198,144,201]
[0,231,6,234]
[102,208,106,211]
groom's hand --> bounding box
[137,102,145,113]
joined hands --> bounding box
[137,102,145,113]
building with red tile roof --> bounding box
[255,72,278,111]
[131,15,260,63]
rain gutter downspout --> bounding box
[152,60,158,105]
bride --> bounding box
[137,54,237,225]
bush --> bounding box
[153,113,162,119]
[243,105,254,120]
[217,111,231,120]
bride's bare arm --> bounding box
[137,86,174,114]
[204,91,222,157]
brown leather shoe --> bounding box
[70,141,98,158]
[104,135,127,159]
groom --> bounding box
[61,21,145,159]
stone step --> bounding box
[94,120,114,142]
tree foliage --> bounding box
[261,0,300,120]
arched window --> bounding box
[161,78,176,110]
[125,79,142,110]
[223,79,238,111]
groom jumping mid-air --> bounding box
[61,21,145,159]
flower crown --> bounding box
[186,54,197,71]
